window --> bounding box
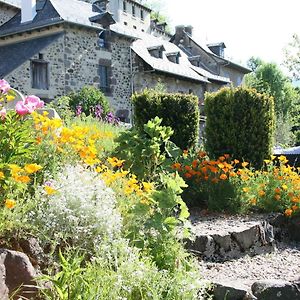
[31,55,49,90]
[123,0,126,12]
[99,65,109,93]
[98,31,106,48]
[132,5,135,17]
[140,9,144,20]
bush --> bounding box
[205,86,275,168]
[69,86,110,118]
[132,89,199,150]
[47,96,74,120]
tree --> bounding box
[284,34,300,80]
[245,57,298,146]
[245,58,296,118]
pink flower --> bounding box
[0,79,10,94]
[0,107,6,120]
[15,95,44,115]
[25,95,44,109]
[15,101,30,115]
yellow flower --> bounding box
[0,171,4,180]
[107,157,124,168]
[44,186,57,195]
[6,95,15,102]
[281,184,288,191]
[5,199,16,209]
[9,164,23,175]
[250,198,257,205]
[142,182,153,194]
[242,187,250,193]
[258,190,266,197]
[24,164,43,174]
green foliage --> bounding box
[0,112,36,164]
[284,34,300,80]
[47,96,74,120]
[205,86,275,169]
[115,116,180,181]
[39,241,203,300]
[132,89,199,150]
[69,86,110,117]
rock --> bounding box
[251,279,300,299]
[0,249,37,299]
[213,280,256,300]
[189,235,215,257]
[0,261,8,300]
[287,216,300,241]
[231,226,260,251]
[19,237,45,268]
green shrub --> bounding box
[205,86,275,168]
[47,96,74,120]
[69,86,110,118]
[132,89,199,150]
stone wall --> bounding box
[5,32,65,100]
[0,4,18,26]
[220,65,244,86]
[110,35,134,115]
[133,67,205,101]
[63,25,111,95]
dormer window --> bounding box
[123,0,127,12]
[166,52,181,64]
[92,0,108,12]
[141,9,144,20]
[207,42,226,58]
[147,45,166,59]
[98,31,106,48]
[132,5,136,17]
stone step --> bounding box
[187,214,275,261]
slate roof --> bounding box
[130,33,209,83]
[181,32,251,74]
[191,65,231,84]
[0,0,104,37]
[0,32,63,77]
[0,0,21,8]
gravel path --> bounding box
[198,239,300,283]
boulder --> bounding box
[0,249,37,299]
[213,280,256,300]
[252,279,300,299]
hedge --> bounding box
[204,86,275,168]
[132,89,199,149]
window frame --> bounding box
[31,58,49,90]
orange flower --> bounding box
[184,173,192,179]
[274,187,281,194]
[291,197,300,203]
[241,162,249,168]
[224,154,230,159]
[250,198,257,205]
[274,194,281,201]
[172,162,181,170]
[198,151,206,158]
[258,190,266,197]
[284,208,293,217]
[292,205,299,211]
[185,165,192,172]
[211,178,219,184]
[233,159,240,164]
[0,171,4,180]
[13,175,30,184]
[220,174,228,180]
[192,160,198,169]
[218,156,225,162]
[5,199,16,209]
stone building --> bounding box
[0,0,250,122]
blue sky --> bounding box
[158,0,300,71]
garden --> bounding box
[0,79,300,299]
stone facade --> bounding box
[0,3,17,26]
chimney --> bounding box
[21,0,37,23]
[184,25,193,36]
